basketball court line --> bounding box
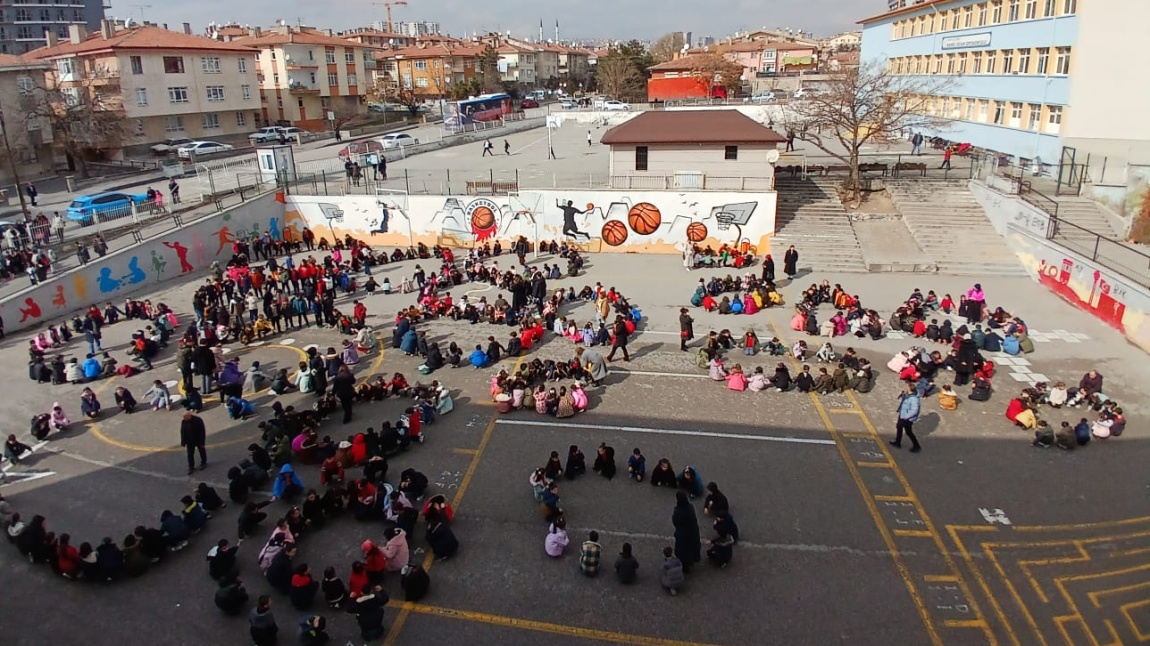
[495,418,837,446]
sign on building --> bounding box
[941,33,992,50]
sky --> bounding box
[132,0,866,42]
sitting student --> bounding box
[747,366,769,392]
[769,363,792,392]
[226,396,256,420]
[1091,408,1125,439]
[812,367,834,394]
[707,356,728,381]
[1032,420,1055,448]
[763,337,786,356]
[791,340,808,361]
[1073,418,1092,446]
[725,364,748,392]
[938,384,959,411]
[649,458,677,488]
[815,342,836,363]
[1005,395,1037,429]
[114,386,138,414]
[1046,381,1068,408]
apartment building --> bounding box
[236,26,371,130]
[495,41,536,85]
[379,42,484,99]
[860,0,1150,174]
[0,0,105,55]
[555,45,591,85]
[339,28,415,50]
[0,53,54,182]
[28,22,260,151]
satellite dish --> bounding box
[765,149,780,164]
[124,17,133,28]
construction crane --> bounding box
[373,0,407,34]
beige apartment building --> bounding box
[236,27,371,130]
[27,22,260,153]
[0,54,55,184]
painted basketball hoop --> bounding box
[326,208,345,223]
[715,213,735,231]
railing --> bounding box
[1018,182,1059,219]
[609,174,774,191]
[1047,217,1150,288]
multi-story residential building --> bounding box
[394,21,440,38]
[28,22,260,151]
[0,53,54,183]
[494,41,536,86]
[339,28,414,50]
[0,0,105,55]
[378,42,483,99]
[236,26,370,130]
[859,0,1150,175]
[556,45,590,86]
[535,44,560,86]
[824,31,863,50]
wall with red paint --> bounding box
[647,77,727,101]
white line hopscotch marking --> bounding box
[495,419,836,446]
[979,508,1012,525]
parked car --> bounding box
[176,141,235,159]
[379,133,419,149]
[337,140,385,159]
[65,192,149,226]
[793,87,822,100]
[248,127,284,143]
[750,92,776,103]
[150,137,195,154]
[559,100,577,110]
[603,100,631,111]
[520,98,539,109]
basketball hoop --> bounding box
[715,213,734,231]
[326,208,345,223]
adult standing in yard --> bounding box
[332,365,356,424]
[26,182,37,207]
[783,245,799,280]
[672,491,701,573]
[180,411,208,474]
[890,384,922,453]
[679,308,694,352]
[605,314,630,363]
[168,178,181,204]
[51,212,65,242]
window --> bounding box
[993,101,1005,124]
[1046,105,1062,133]
[238,57,247,73]
[135,88,147,106]
[201,56,221,73]
[327,73,338,86]
[61,87,79,106]
[1025,0,1038,19]
[235,111,247,127]
[163,56,184,73]
[927,13,935,33]
[241,84,251,100]
[1010,102,1022,127]
[972,52,982,74]
[933,55,942,74]
[978,99,989,122]
[168,87,189,103]
[202,113,220,130]
[963,6,972,27]
[1062,0,1076,14]
[206,86,225,102]
[1044,0,1056,16]
[949,10,959,30]
[724,146,738,160]
[129,56,143,74]
[56,58,74,75]
[16,75,33,94]
[991,0,1003,22]
[164,115,184,133]
[986,50,997,74]
[1008,0,1020,21]
[273,73,280,85]
[416,77,428,87]
[957,53,967,74]
[910,19,918,36]
[344,51,355,64]
[978,3,987,25]
[347,73,357,86]
[1002,49,1013,73]
[1036,47,1049,74]
[965,98,974,120]
[14,9,30,22]
[401,74,412,89]
[1055,47,1070,74]
[1017,48,1030,74]
[415,60,426,70]
[634,146,648,171]
[1028,103,1041,130]
[324,49,336,64]
[946,54,955,74]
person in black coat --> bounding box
[703,482,729,517]
[348,586,389,641]
[401,564,430,601]
[564,445,586,480]
[265,544,296,592]
[215,573,249,615]
[762,254,776,282]
[650,458,677,487]
[425,343,444,371]
[672,491,702,572]
[769,363,792,392]
[193,340,216,393]
[953,339,980,387]
[208,539,239,580]
[783,245,799,279]
[592,443,616,480]
[180,412,207,475]
[425,510,458,560]
[331,366,356,424]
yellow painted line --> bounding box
[840,431,874,439]
[1109,546,1150,559]
[453,447,478,455]
[825,407,863,415]
[1010,515,1150,532]
[176,343,308,400]
[1121,600,1150,641]
[404,603,731,646]
[946,526,1023,646]
[893,529,935,538]
[923,575,960,583]
[984,548,1050,646]
[856,461,894,469]
[946,620,990,629]
[1088,581,1150,608]
[874,495,915,502]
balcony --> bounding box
[285,58,319,70]
[288,82,321,95]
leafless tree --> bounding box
[595,54,641,101]
[688,51,745,98]
[25,68,128,179]
[369,78,422,116]
[649,32,686,63]
[789,60,952,203]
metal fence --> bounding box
[1048,217,1150,288]
[609,174,774,191]
[282,168,613,197]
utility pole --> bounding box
[0,105,31,221]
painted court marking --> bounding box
[608,369,709,379]
[496,418,837,446]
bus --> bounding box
[444,93,512,132]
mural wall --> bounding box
[1,192,282,336]
[284,190,778,256]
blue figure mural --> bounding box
[268,216,281,241]
[97,267,122,293]
[122,256,146,286]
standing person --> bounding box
[783,245,799,280]
[578,531,602,577]
[52,212,65,242]
[605,314,630,362]
[911,132,923,155]
[672,491,701,572]
[248,595,278,646]
[26,182,37,207]
[168,178,181,204]
[504,140,511,155]
[761,253,775,282]
[940,145,953,170]
[376,156,387,180]
[332,365,356,424]
[587,130,592,147]
[678,308,694,352]
[785,130,795,152]
[482,138,494,157]
[964,283,985,325]
[180,411,208,475]
[891,384,922,453]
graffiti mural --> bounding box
[1036,258,1127,331]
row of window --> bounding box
[272,48,360,65]
[163,112,256,133]
[8,7,86,22]
[920,94,1064,134]
[10,23,73,39]
[633,145,741,171]
[890,45,1071,76]
[892,0,1078,40]
[154,55,249,75]
[142,85,254,106]
[269,72,357,87]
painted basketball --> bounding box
[470,205,496,231]
[627,202,662,235]
[585,202,595,211]
[686,222,708,243]
[601,220,628,246]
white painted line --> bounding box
[609,369,709,379]
[1,441,49,473]
[634,330,682,336]
[495,418,837,446]
[164,380,179,388]
[281,338,297,345]
[0,471,56,487]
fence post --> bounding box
[1093,235,1101,262]
[446,169,451,195]
[404,169,410,194]
[489,168,494,193]
[322,170,328,196]
[895,154,901,178]
[515,168,519,189]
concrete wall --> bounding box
[284,189,777,256]
[1,191,281,336]
[608,144,778,178]
[970,180,1150,352]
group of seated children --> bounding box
[689,244,756,270]
[700,334,876,395]
[1004,370,1125,446]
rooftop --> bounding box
[235,28,370,49]
[859,0,961,24]
[600,110,786,146]
[27,25,255,59]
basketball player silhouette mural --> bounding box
[557,200,590,239]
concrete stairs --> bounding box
[773,177,867,273]
[887,179,1029,277]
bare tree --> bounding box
[595,54,640,101]
[790,61,951,203]
[26,68,128,179]
[649,32,686,63]
[369,78,424,117]
[688,52,745,98]
[477,44,502,94]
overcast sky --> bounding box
[135,0,865,41]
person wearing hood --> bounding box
[400,328,419,356]
[244,361,269,393]
[341,340,360,366]
[544,517,570,557]
[226,395,256,420]
[672,491,702,572]
[269,369,292,395]
[382,527,410,571]
[215,572,249,615]
[615,542,640,584]
[468,344,489,369]
[248,595,278,646]
[271,464,304,501]
[49,403,70,430]
[82,354,101,380]
[80,387,102,419]
[661,546,686,595]
[425,342,444,371]
[217,359,244,403]
[677,466,705,498]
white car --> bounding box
[177,141,235,159]
[750,92,776,103]
[603,100,631,111]
[379,133,420,149]
[793,87,822,99]
[150,137,195,154]
[248,127,283,143]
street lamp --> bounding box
[0,104,31,221]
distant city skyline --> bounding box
[133,0,864,41]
